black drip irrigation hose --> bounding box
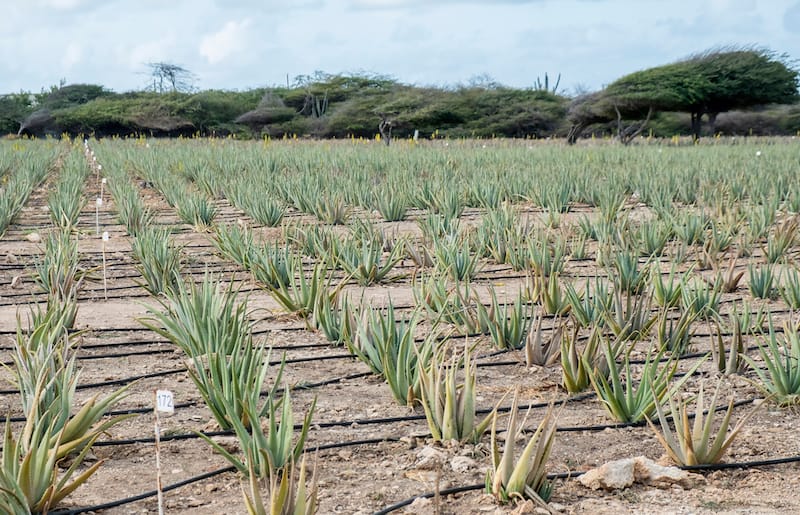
[371,454,800,515]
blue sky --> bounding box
[2,0,798,95]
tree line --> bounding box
[1,48,798,141]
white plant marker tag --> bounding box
[102,231,109,242]
[156,390,174,413]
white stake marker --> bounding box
[154,389,174,515]
[95,197,103,235]
[101,231,109,300]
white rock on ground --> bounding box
[578,456,704,491]
[415,446,446,470]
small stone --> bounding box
[450,455,477,473]
[26,232,41,243]
[205,483,218,493]
[10,276,21,288]
[209,436,239,454]
[415,446,446,470]
[400,436,419,449]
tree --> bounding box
[0,92,34,134]
[146,62,196,93]
[234,90,296,135]
[567,48,800,143]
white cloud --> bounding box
[127,40,171,70]
[41,0,88,9]
[61,42,82,70]
[199,19,251,65]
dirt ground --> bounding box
[1,168,799,515]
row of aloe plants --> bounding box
[2,142,129,511]
[0,142,60,237]
[136,267,317,513]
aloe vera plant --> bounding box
[525,311,563,367]
[312,293,356,346]
[434,234,481,281]
[109,178,153,236]
[610,249,650,295]
[566,277,611,328]
[131,226,183,296]
[709,318,747,376]
[528,271,571,316]
[646,380,760,465]
[710,255,744,293]
[47,150,88,231]
[176,193,217,230]
[748,264,779,300]
[374,188,408,221]
[311,194,350,224]
[654,307,697,355]
[486,390,557,505]
[143,276,284,429]
[603,289,656,342]
[347,303,430,405]
[143,274,251,357]
[743,319,800,405]
[0,415,103,514]
[651,263,684,308]
[763,216,797,264]
[33,232,85,329]
[214,223,255,268]
[243,452,317,515]
[525,231,567,278]
[412,275,484,334]
[336,237,404,286]
[417,345,494,443]
[201,387,315,475]
[561,326,605,394]
[781,266,800,309]
[587,343,705,423]
[681,276,722,320]
[262,260,340,321]
[632,219,671,257]
[477,289,531,350]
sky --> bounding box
[1,0,799,95]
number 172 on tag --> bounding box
[156,390,174,413]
